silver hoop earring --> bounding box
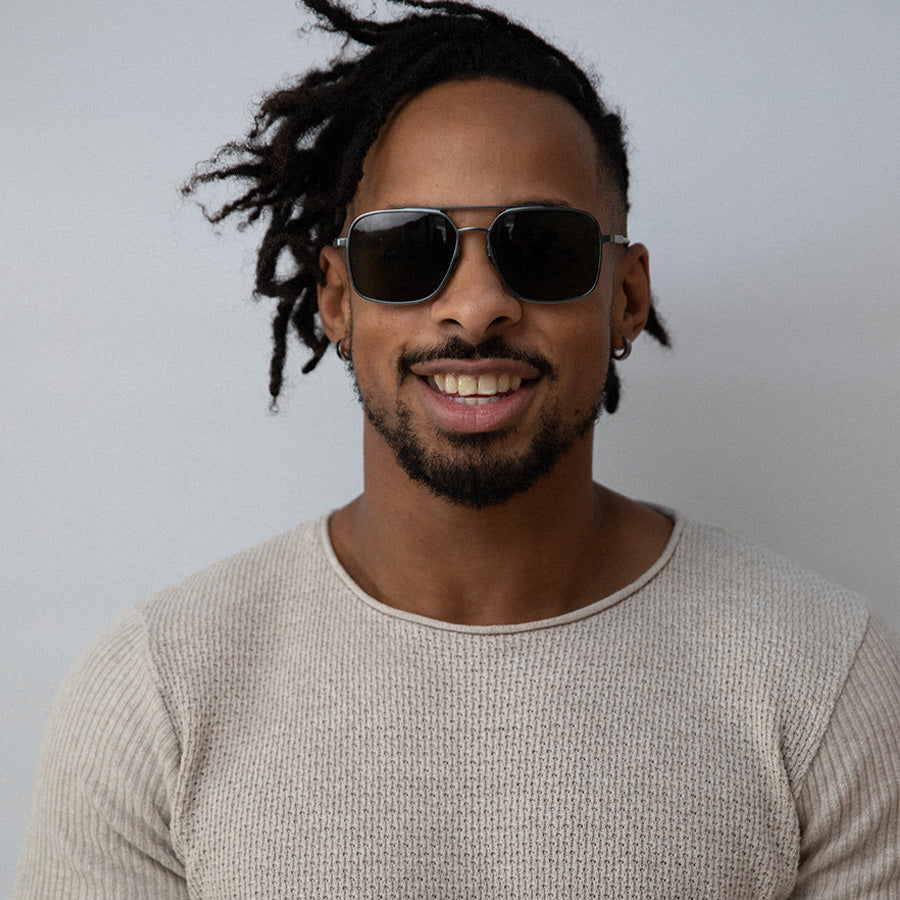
[611,337,632,361]
[335,338,352,363]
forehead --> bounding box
[352,78,616,220]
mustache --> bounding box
[398,335,556,379]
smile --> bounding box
[428,372,524,405]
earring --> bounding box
[335,338,352,362]
[611,337,632,361]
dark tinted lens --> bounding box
[489,208,601,302]
[348,210,457,303]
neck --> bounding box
[328,425,673,625]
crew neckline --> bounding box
[317,509,685,634]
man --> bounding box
[15,1,900,897]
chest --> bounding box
[171,634,801,898]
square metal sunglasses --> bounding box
[333,205,627,305]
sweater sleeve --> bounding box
[13,609,188,899]
[792,614,900,898]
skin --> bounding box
[318,78,672,625]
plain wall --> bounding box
[2,0,898,888]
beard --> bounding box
[363,401,600,509]
[350,336,605,510]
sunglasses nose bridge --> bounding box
[448,223,506,284]
[455,225,490,239]
[453,224,497,274]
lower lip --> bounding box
[412,376,536,433]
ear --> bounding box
[318,245,352,344]
[610,242,651,344]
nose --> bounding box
[428,228,523,340]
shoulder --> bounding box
[43,514,331,726]
[125,516,338,719]
[16,515,339,891]
[43,516,338,766]
[122,516,343,666]
[138,516,330,629]
[664,519,871,644]
[650,518,884,788]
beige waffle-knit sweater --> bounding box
[15,515,900,898]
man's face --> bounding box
[326,78,632,508]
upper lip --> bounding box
[408,358,542,379]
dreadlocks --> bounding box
[183,0,670,411]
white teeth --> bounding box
[455,396,497,406]
[429,371,525,399]
[477,373,498,395]
[457,374,478,396]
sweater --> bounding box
[14,514,900,898]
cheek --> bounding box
[543,305,610,374]
[347,311,409,391]
[559,330,613,409]
[571,339,611,388]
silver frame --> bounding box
[333,205,627,305]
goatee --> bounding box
[350,333,604,509]
[362,400,600,509]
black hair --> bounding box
[183,0,669,411]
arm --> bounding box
[792,615,900,897]
[14,610,188,899]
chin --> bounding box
[363,393,602,510]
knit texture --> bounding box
[15,516,900,898]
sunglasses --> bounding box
[333,206,627,305]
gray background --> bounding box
[3,0,898,888]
